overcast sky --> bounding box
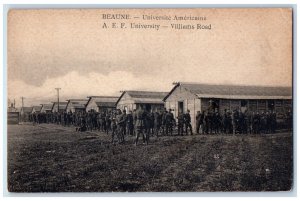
[7,8,292,107]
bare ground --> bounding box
[7,124,293,192]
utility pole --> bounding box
[21,96,25,111]
[20,96,25,123]
[55,88,61,113]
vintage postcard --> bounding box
[7,8,293,192]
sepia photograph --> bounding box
[6,7,293,193]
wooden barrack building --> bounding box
[163,82,292,131]
[65,99,88,113]
[116,90,168,112]
[85,96,118,113]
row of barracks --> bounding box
[11,82,292,130]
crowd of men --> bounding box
[29,106,292,145]
[194,109,292,135]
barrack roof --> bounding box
[163,82,292,101]
[86,96,119,108]
[51,102,68,110]
[116,90,168,105]
[66,99,88,109]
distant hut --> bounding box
[7,102,19,124]
[40,104,53,113]
[116,91,168,112]
[85,96,118,113]
[65,99,88,113]
[7,102,18,113]
[163,82,292,131]
[51,102,68,113]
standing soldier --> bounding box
[247,111,255,134]
[165,109,174,136]
[111,113,117,143]
[149,112,155,135]
[215,111,222,134]
[207,111,213,134]
[161,109,167,136]
[286,109,292,131]
[87,111,93,131]
[253,111,261,134]
[97,112,102,131]
[121,110,127,136]
[232,110,239,134]
[132,109,137,136]
[177,111,184,136]
[266,111,272,134]
[260,112,267,134]
[135,105,147,146]
[116,109,126,144]
[105,112,111,134]
[101,112,106,132]
[154,111,162,137]
[32,112,37,125]
[203,111,209,134]
[144,110,152,139]
[222,110,230,134]
[195,111,201,134]
[184,110,193,135]
[127,110,134,136]
[270,110,277,133]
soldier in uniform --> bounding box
[101,112,106,132]
[97,112,102,131]
[149,112,155,135]
[110,113,117,144]
[195,111,201,134]
[253,111,261,134]
[247,111,254,134]
[126,110,134,136]
[177,111,184,136]
[121,110,127,136]
[154,111,162,137]
[105,112,111,134]
[266,111,272,134]
[132,109,137,136]
[207,111,213,134]
[286,109,292,131]
[165,109,175,136]
[135,105,147,146]
[270,110,277,133]
[203,111,208,134]
[32,112,37,125]
[232,110,239,134]
[215,111,222,134]
[144,110,152,139]
[184,110,193,135]
[260,112,267,134]
[222,110,230,134]
[116,109,126,144]
[161,109,167,136]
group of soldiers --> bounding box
[30,106,292,145]
[194,109,290,135]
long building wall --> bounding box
[165,85,292,132]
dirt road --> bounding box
[7,124,293,192]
